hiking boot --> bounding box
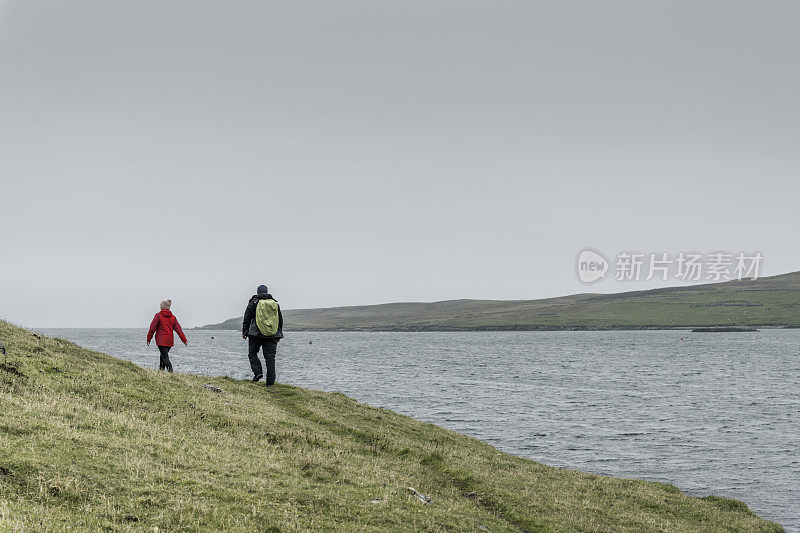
[252,373,263,382]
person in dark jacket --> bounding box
[146,299,188,372]
[242,285,284,385]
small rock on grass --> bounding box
[407,487,431,504]
[203,383,225,394]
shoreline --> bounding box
[0,321,783,531]
[195,324,800,332]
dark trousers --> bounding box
[248,337,278,385]
[157,345,173,372]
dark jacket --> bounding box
[243,293,284,339]
[147,310,188,347]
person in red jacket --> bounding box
[146,299,188,372]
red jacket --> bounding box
[147,310,187,347]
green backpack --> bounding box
[255,299,280,336]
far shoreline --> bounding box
[36,325,800,331]
[191,324,798,332]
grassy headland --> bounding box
[203,271,800,331]
[0,322,782,531]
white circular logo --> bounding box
[577,249,608,284]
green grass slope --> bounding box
[203,271,800,331]
[0,322,782,532]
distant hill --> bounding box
[201,271,800,331]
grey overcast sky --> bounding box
[1,0,799,327]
